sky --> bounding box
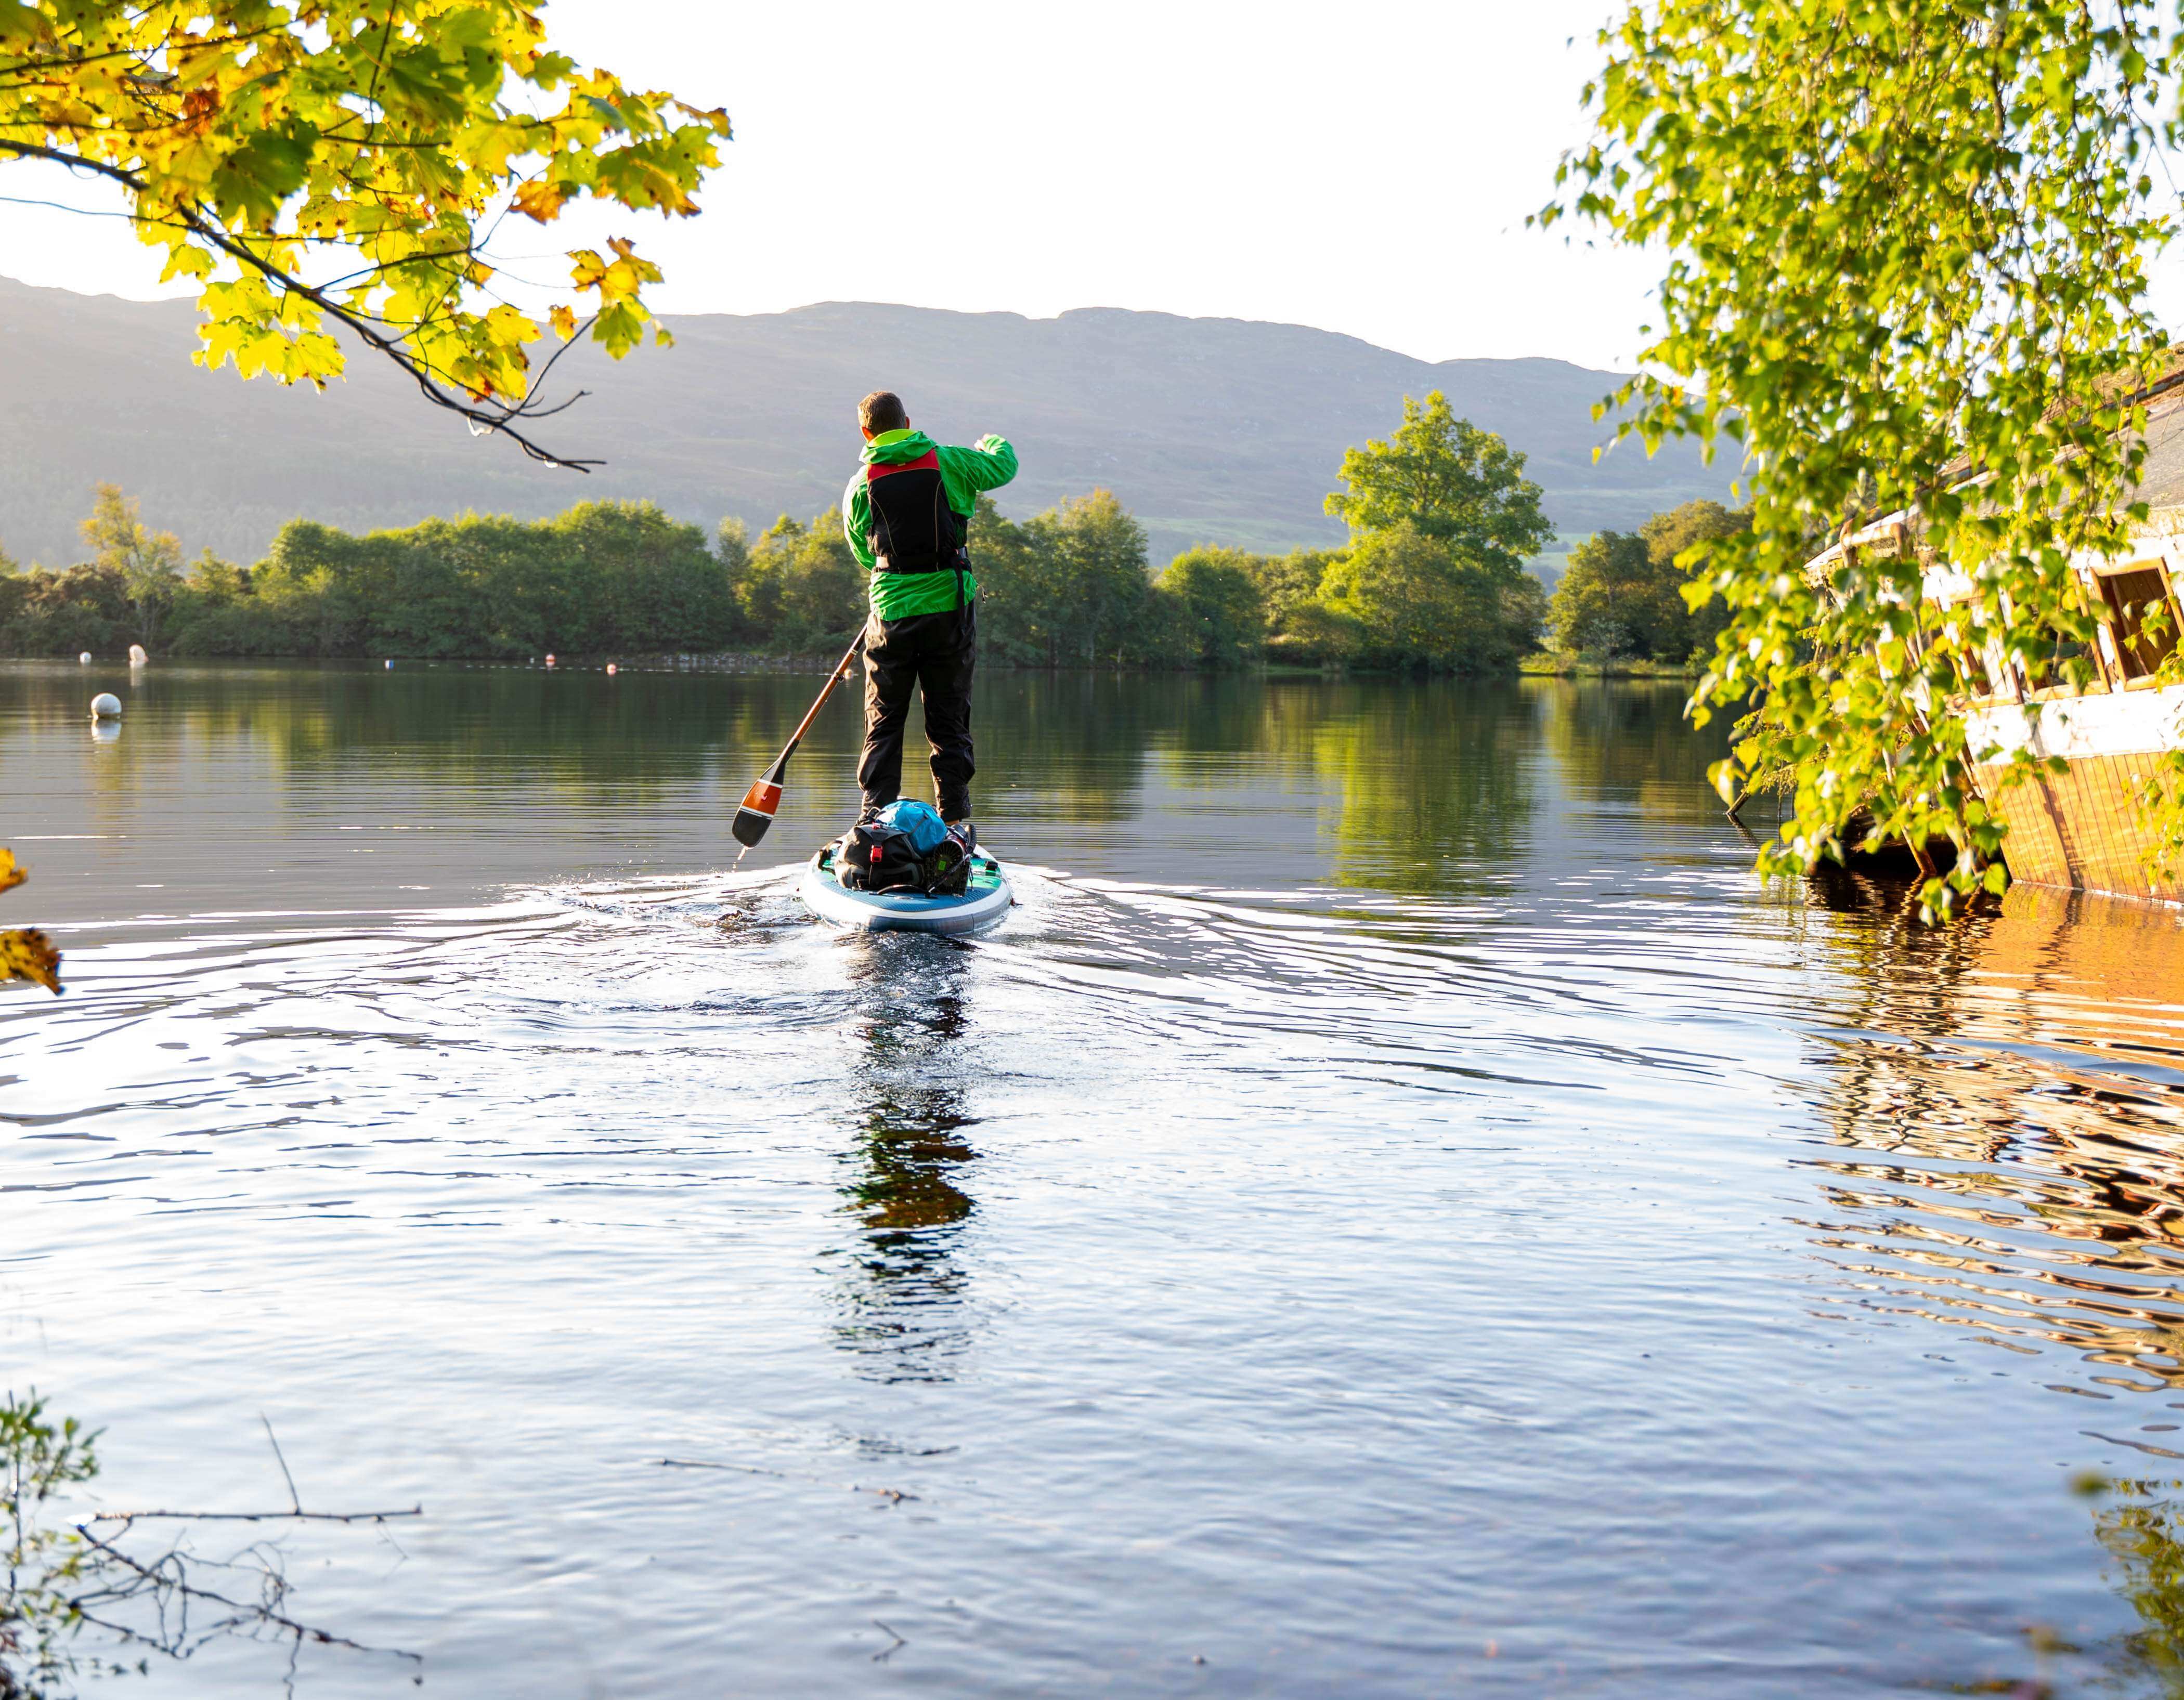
[0,0,1667,371]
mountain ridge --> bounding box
[0,277,1730,571]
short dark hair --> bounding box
[859,390,907,434]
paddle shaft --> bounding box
[731,632,865,857]
[779,632,865,759]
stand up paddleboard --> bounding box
[799,845,1013,935]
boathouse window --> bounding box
[2016,613,2103,695]
[2096,561,2180,680]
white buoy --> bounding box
[128,644,147,666]
[78,651,91,664]
[545,652,556,668]
[90,692,122,718]
[605,662,618,675]
[385,659,394,669]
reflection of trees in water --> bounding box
[2091,1481,2184,1695]
[982,675,1558,893]
[30,666,1719,891]
[1535,678,1732,823]
[1251,680,1542,895]
[971,671,1155,825]
[1801,874,2184,1392]
[0,1391,418,1696]
[0,661,826,809]
[827,941,982,1383]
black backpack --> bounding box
[832,822,971,897]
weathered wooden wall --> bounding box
[1976,756,2184,900]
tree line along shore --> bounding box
[0,396,1741,674]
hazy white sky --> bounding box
[0,1,1666,369]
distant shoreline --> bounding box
[8,651,1706,681]
[1518,656,1700,679]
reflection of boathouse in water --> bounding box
[1805,877,2184,1391]
[1808,387,2184,899]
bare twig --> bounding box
[69,1526,422,1665]
[872,1619,907,1663]
[259,1414,301,1514]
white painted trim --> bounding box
[1967,685,2184,762]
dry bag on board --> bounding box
[833,800,969,896]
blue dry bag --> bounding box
[874,799,950,856]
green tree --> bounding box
[1242,547,1335,625]
[1544,500,1750,664]
[1550,530,1676,657]
[1637,499,1745,659]
[166,501,734,660]
[1325,391,1554,570]
[0,4,730,465]
[968,496,1071,665]
[163,550,279,656]
[549,501,739,654]
[716,517,753,635]
[1552,0,2180,913]
[738,514,865,651]
[0,565,131,656]
[1318,525,1541,671]
[1268,600,1367,668]
[1158,548,1267,669]
[82,483,183,646]
[185,550,249,603]
[1025,491,1154,666]
[1503,571,1550,658]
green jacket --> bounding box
[841,427,1019,619]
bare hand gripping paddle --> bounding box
[731,633,864,865]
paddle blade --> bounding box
[730,776,784,848]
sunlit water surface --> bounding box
[9,661,2184,1697]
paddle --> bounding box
[731,632,865,865]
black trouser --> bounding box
[859,599,975,821]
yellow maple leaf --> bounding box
[1,4,731,461]
[0,849,60,994]
[512,178,566,223]
[1,929,60,995]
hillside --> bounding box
[0,277,1732,571]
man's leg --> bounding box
[857,613,917,817]
[918,603,977,823]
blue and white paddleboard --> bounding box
[798,846,1013,935]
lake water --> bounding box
[9,659,2184,1698]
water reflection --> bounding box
[1258,681,1542,895]
[826,937,981,1383]
[1802,877,2184,1392]
[5,661,784,805]
[1538,679,1723,818]
[975,671,1152,825]
[0,1391,417,1696]
[2092,1480,2184,1694]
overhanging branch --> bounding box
[0,138,604,469]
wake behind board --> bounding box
[798,845,1013,935]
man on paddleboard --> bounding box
[842,390,1017,848]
